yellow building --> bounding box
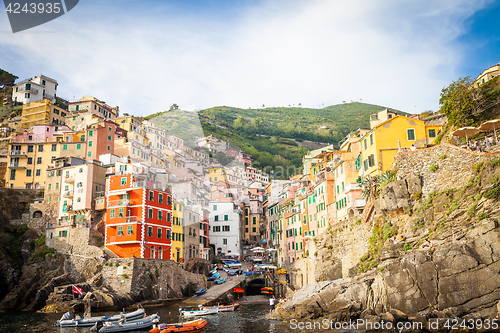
[6,127,86,189]
[172,200,185,264]
[360,112,441,177]
[208,165,229,184]
[67,96,119,119]
[21,99,68,128]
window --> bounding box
[364,139,367,150]
[148,208,153,219]
[368,154,375,167]
[107,146,110,151]
[38,145,43,152]
[37,157,42,164]
[223,226,230,231]
[119,208,124,217]
[148,226,153,237]
[63,144,67,150]
[245,228,248,232]
[27,157,32,165]
[407,128,416,141]
[157,228,162,238]
[158,210,163,220]
[35,169,41,176]
[159,193,163,203]
[370,133,374,146]
[121,177,127,186]
[252,227,256,232]
[77,144,81,150]
[27,145,33,152]
[167,196,171,205]
[224,215,228,220]
[51,144,57,151]
[213,205,217,211]
[223,238,227,245]
[429,129,436,138]
[149,191,154,201]
[108,135,112,141]
[87,151,92,158]
[88,141,93,147]
[10,169,15,180]
[167,212,171,222]
[89,130,93,137]
[253,217,256,224]
[55,182,59,189]
[214,215,219,221]
[245,218,248,225]
[117,226,123,235]
[166,230,171,239]
[110,209,115,218]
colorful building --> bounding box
[104,174,173,259]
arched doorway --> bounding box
[245,278,265,295]
[151,246,156,259]
[159,247,163,259]
[32,211,42,218]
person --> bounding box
[410,144,416,151]
[269,295,275,313]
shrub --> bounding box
[142,262,146,267]
[478,213,489,221]
[355,219,361,225]
[369,260,377,268]
[473,162,484,173]
[403,243,413,252]
[122,274,128,279]
[155,268,160,278]
[440,154,447,159]
[379,267,384,272]
[484,186,500,199]
[314,252,317,256]
[467,203,478,216]
[414,190,422,200]
[115,263,119,267]
[429,164,439,172]
[327,245,333,250]
[305,250,309,256]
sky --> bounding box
[0,0,499,116]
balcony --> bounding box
[108,199,130,207]
[10,150,27,156]
[43,92,54,100]
[126,216,140,223]
[18,86,39,94]
[64,175,74,183]
[8,163,26,169]
[63,189,74,197]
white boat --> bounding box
[180,305,219,317]
[55,308,146,327]
[218,303,240,312]
[90,313,160,332]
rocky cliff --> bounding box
[271,144,500,327]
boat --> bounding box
[90,314,160,332]
[55,307,146,327]
[195,288,207,296]
[149,319,208,333]
[215,277,226,284]
[218,303,240,312]
[180,305,219,317]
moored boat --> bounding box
[195,288,207,296]
[218,303,239,312]
[149,319,208,333]
[215,277,226,284]
[55,307,146,327]
[90,313,160,332]
[180,305,218,317]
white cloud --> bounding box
[0,0,491,115]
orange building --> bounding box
[104,174,173,259]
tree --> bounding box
[169,103,179,111]
[439,76,499,127]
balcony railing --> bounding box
[10,150,27,156]
[108,200,130,207]
[126,216,139,223]
[63,189,74,197]
[64,175,74,182]
[8,163,26,168]
[18,86,39,94]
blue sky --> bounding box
[0,0,499,115]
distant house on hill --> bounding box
[12,74,57,104]
[474,63,500,87]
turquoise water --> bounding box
[0,304,290,333]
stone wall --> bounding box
[394,144,499,195]
[46,226,105,258]
[101,257,205,299]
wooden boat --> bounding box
[180,305,218,317]
[149,319,208,333]
[195,288,207,296]
[55,308,146,327]
[218,303,239,312]
[90,314,160,332]
[215,277,226,284]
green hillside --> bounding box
[149,102,403,178]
